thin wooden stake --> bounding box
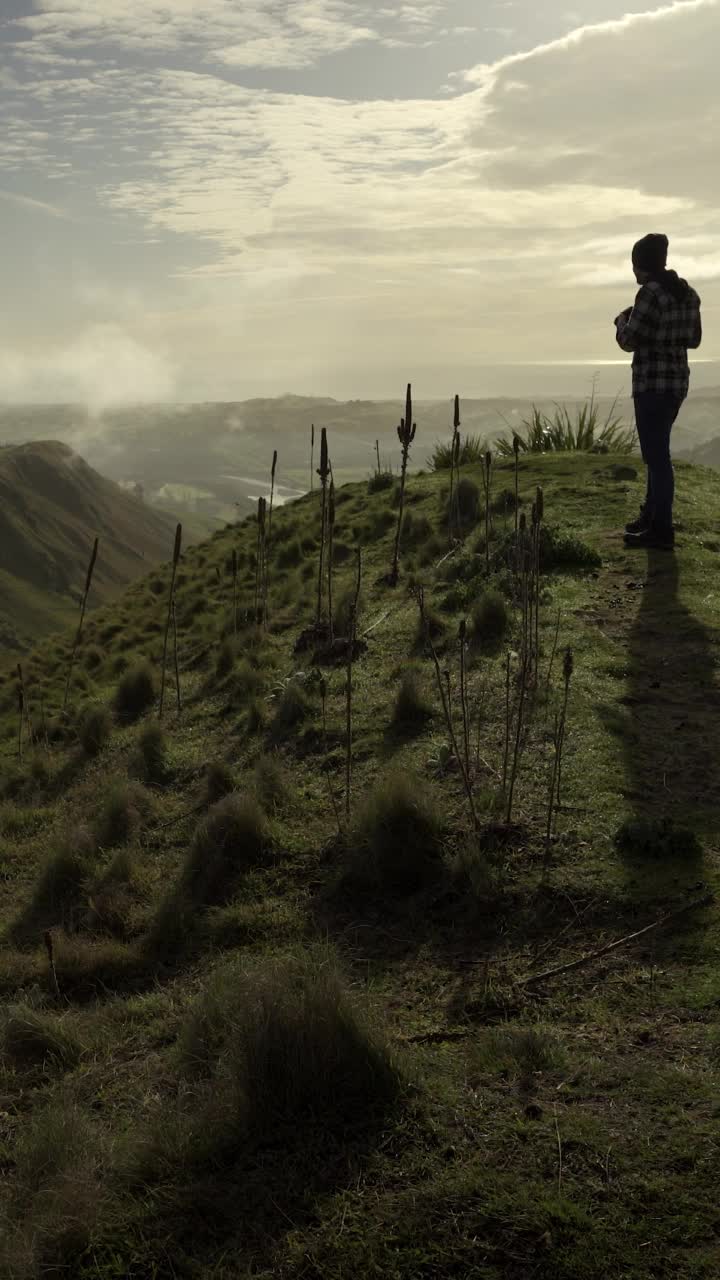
[64,536,99,709]
[159,523,182,719]
[345,547,362,818]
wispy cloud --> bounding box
[0,186,72,219]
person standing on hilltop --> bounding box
[614,233,702,550]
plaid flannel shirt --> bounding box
[615,279,702,398]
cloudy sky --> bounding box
[0,0,717,404]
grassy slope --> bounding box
[1,451,720,1278]
[0,441,198,651]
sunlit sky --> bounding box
[0,0,718,405]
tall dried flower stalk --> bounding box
[502,649,512,794]
[506,640,530,824]
[345,547,362,817]
[544,647,574,866]
[458,618,470,777]
[513,434,520,535]
[411,585,478,829]
[534,486,544,680]
[316,428,331,628]
[43,929,60,998]
[63,536,99,709]
[268,449,278,541]
[449,394,461,542]
[310,423,315,493]
[159,522,182,719]
[327,479,336,642]
[390,383,416,586]
[484,451,492,574]
[253,497,267,626]
[375,439,381,476]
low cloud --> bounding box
[0,324,176,411]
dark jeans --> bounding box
[634,391,683,530]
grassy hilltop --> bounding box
[0,441,207,653]
[1,445,720,1279]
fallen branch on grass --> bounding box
[519,892,714,988]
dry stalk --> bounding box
[555,648,574,807]
[159,522,182,719]
[458,619,470,778]
[43,929,60,998]
[513,434,520,535]
[389,383,416,586]
[505,641,529,824]
[502,649,512,793]
[316,428,331,628]
[172,596,181,713]
[64,536,99,709]
[327,479,336,643]
[310,422,315,493]
[484,451,492,575]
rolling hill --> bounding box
[0,440,196,652]
[0,443,719,1278]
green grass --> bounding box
[1,449,720,1278]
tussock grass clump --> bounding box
[183,793,271,906]
[270,679,312,738]
[470,590,510,649]
[247,696,267,735]
[114,661,156,723]
[84,849,135,938]
[82,645,104,671]
[367,469,394,494]
[78,703,112,758]
[133,949,401,1180]
[215,636,237,678]
[3,1098,103,1278]
[333,584,365,638]
[429,434,486,470]
[95,778,153,848]
[13,825,97,938]
[227,658,265,705]
[1,1005,82,1071]
[276,538,303,568]
[254,752,293,814]
[401,511,433,548]
[469,1026,565,1081]
[449,477,480,526]
[135,720,168,785]
[539,524,602,571]
[391,666,433,735]
[344,771,444,894]
[614,818,703,861]
[205,759,236,805]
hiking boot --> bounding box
[624,507,650,535]
[623,525,675,551]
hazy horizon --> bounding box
[1,1,718,407]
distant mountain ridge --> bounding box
[0,440,184,652]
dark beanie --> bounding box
[632,233,669,273]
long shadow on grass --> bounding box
[604,549,716,954]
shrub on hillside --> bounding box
[401,511,433,547]
[182,793,271,906]
[205,760,236,805]
[135,721,169,785]
[449,477,480,526]
[95,779,153,848]
[254,753,293,814]
[131,949,400,1180]
[215,637,237,679]
[270,678,312,739]
[390,666,433,735]
[1,1005,82,1071]
[344,771,444,894]
[367,470,394,494]
[429,434,486,470]
[276,539,303,569]
[12,825,97,939]
[78,704,112,758]
[114,662,156,723]
[470,590,509,649]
